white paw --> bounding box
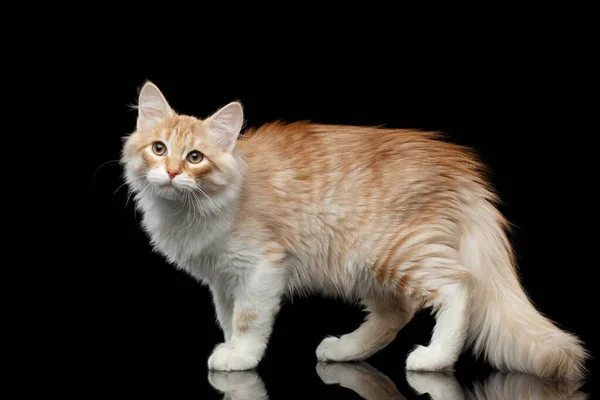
[316,336,359,362]
[405,345,455,371]
[316,335,364,362]
[208,343,259,371]
[316,336,340,361]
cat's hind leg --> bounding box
[316,297,415,362]
[404,261,472,372]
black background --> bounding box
[84,51,596,398]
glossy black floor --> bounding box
[89,298,593,399]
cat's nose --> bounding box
[167,169,181,180]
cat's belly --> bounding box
[284,233,380,300]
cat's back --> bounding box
[237,121,484,183]
[235,121,491,237]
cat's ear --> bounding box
[204,102,244,153]
[136,81,174,132]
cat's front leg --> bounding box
[208,259,286,371]
[210,285,234,342]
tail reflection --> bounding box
[465,372,587,400]
[208,370,269,400]
[407,370,587,400]
[316,361,408,400]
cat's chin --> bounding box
[155,185,183,200]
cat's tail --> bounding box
[460,198,588,382]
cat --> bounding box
[120,81,587,381]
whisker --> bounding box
[124,176,149,210]
[167,192,189,216]
[184,192,200,232]
[194,186,226,220]
[113,181,129,196]
[171,191,192,232]
[93,159,121,185]
[184,191,198,232]
[130,184,150,222]
[125,188,135,210]
[180,192,194,231]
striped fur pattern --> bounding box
[121,82,587,381]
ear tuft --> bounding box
[136,81,173,132]
[204,102,244,153]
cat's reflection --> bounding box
[208,370,269,400]
[318,361,588,400]
[207,363,587,400]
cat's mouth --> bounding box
[155,180,176,189]
[161,183,179,193]
[155,182,181,197]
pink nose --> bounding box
[167,169,181,180]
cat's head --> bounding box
[121,82,244,202]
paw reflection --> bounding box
[316,361,407,399]
[406,371,464,399]
[316,361,587,400]
[208,370,269,400]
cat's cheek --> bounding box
[131,157,145,175]
[208,173,228,187]
[146,168,170,185]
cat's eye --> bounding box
[152,141,166,156]
[187,150,203,164]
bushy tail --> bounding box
[460,199,588,382]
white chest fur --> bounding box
[136,194,234,282]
